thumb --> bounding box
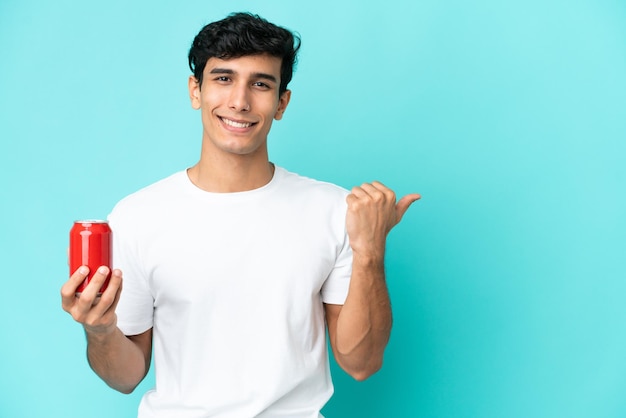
[395,193,421,224]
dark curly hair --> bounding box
[188,12,301,96]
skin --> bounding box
[60,53,420,392]
[186,54,290,193]
[327,183,419,379]
[61,266,149,394]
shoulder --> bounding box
[275,166,349,200]
[108,171,186,219]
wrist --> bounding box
[351,250,385,270]
[84,322,118,342]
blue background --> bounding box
[1,0,625,417]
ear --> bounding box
[188,76,201,110]
[274,90,292,120]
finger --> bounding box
[105,272,123,315]
[351,183,387,203]
[75,266,111,309]
[101,269,122,305]
[368,181,397,203]
[61,266,89,307]
[79,270,123,332]
[89,269,123,316]
[358,182,380,197]
[111,271,123,307]
[349,185,369,199]
[358,181,396,201]
[369,181,389,191]
[395,193,421,223]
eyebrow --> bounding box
[209,68,278,84]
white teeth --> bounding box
[222,118,252,128]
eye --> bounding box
[214,76,231,82]
[253,81,271,90]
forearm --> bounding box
[332,181,418,379]
[86,327,149,394]
[333,253,392,380]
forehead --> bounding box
[204,54,282,78]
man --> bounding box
[61,12,420,418]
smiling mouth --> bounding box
[220,117,255,128]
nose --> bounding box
[228,84,250,112]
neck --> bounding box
[187,154,275,193]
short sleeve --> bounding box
[320,230,352,305]
[108,207,154,336]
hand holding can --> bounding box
[69,220,112,296]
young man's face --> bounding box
[188,54,291,160]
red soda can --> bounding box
[69,220,112,296]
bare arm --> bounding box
[85,327,152,394]
[326,182,420,381]
[325,254,391,381]
[61,266,152,394]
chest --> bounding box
[141,202,341,309]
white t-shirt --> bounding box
[108,166,352,418]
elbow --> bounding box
[350,370,374,382]
[119,385,138,395]
[343,358,383,382]
[107,380,142,395]
[118,388,135,395]
[334,340,385,381]
[114,385,139,395]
